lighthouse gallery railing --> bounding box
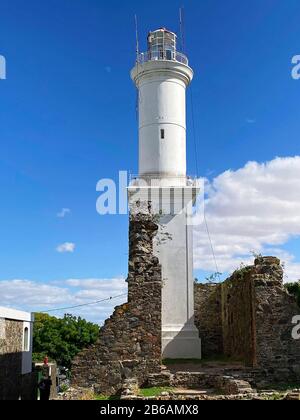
[137,51,189,66]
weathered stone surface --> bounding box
[0,319,23,400]
[222,267,256,366]
[147,371,172,387]
[284,392,300,401]
[0,319,37,400]
[55,387,95,400]
[147,369,253,395]
[213,376,253,395]
[171,372,211,388]
[120,378,140,399]
[72,202,162,395]
[194,284,223,357]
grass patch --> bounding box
[260,382,300,392]
[95,394,120,400]
[138,387,173,398]
[95,395,109,400]
[260,393,285,401]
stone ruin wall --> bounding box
[195,257,300,382]
[194,284,223,358]
[221,269,256,366]
[253,258,300,381]
[0,319,23,400]
[72,203,162,395]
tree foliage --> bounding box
[33,313,100,368]
[285,281,300,308]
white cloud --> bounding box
[0,278,127,325]
[57,208,71,218]
[56,242,76,253]
[65,278,126,290]
[194,156,300,282]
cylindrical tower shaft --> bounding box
[131,28,193,186]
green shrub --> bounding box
[285,282,300,308]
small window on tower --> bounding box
[23,327,29,352]
[160,129,165,139]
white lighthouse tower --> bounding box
[130,28,202,359]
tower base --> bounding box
[162,324,202,359]
[128,186,202,361]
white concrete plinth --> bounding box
[162,324,202,359]
[151,187,201,360]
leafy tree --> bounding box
[205,272,222,283]
[33,313,100,368]
[285,281,300,308]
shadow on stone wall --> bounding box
[0,353,37,400]
[0,352,22,400]
[194,283,223,358]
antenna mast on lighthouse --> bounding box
[134,14,140,62]
[179,7,185,52]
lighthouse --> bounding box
[130,28,202,358]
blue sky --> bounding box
[0,0,300,321]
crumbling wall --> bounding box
[72,203,162,395]
[194,284,223,357]
[253,257,300,381]
[221,268,256,366]
[194,257,300,382]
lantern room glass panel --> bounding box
[147,29,177,61]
